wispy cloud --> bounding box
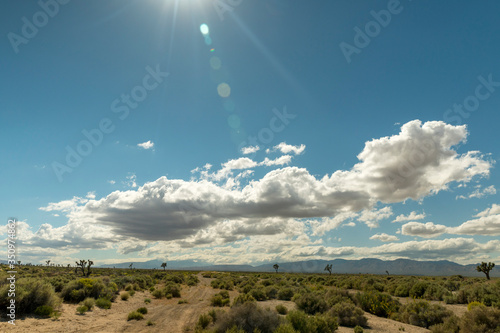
[137,140,154,150]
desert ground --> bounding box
[0,271,475,333]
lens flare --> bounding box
[200,24,209,35]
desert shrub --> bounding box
[286,310,337,333]
[450,282,500,306]
[0,278,59,315]
[163,282,181,298]
[144,298,151,304]
[355,291,400,318]
[152,289,164,299]
[294,293,328,315]
[82,297,95,310]
[460,306,500,333]
[136,307,148,314]
[276,304,288,315]
[423,283,451,301]
[61,278,116,303]
[127,311,144,321]
[34,305,53,317]
[146,319,155,326]
[211,277,234,290]
[178,299,188,304]
[76,305,88,314]
[265,286,279,299]
[273,323,298,333]
[186,275,199,286]
[429,315,460,333]
[409,281,428,299]
[214,302,280,333]
[95,297,111,309]
[125,284,134,291]
[468,301,486,311]
[232,293,256,306]
[128,289,136,297]
[396,301,453,328]
[278,287,295,301]
[121,292,130,301]
[250,288,267,301]
[354,326,364,333]
[149,286,155,292]
[165,273,184,284]
[329,301,367,327]
[211,290,230,307]
[197,313,212,329]
[325,288,352,307]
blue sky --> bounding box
[1,0,500,266]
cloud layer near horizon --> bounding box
[6,120,499,265]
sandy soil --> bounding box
[0,275,467,333]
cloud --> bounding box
[401,222,447,238]
[392,211,426,223]
[241,145,260,155]
[357,206,393,228]
[123,173,137,188]
[449,203,500,236]
[368,238,500,261]
[260,155,293,167]
[456,185,496,200]
[29,120,494,261]
[272,143,305,155]
[137,140,154,150]
[370,233,399,242]
[108,180,116,185]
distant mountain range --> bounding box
[97,258,499,277]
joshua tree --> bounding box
[161,262,167,271]
[476,262,495,280]
[273,263,279,273]
[17,261,21,265]
[46,260,51,266]
[324,264,333,275]
[129,263,133,269]
[86,260,94,276]
[76,260,87,276]
[386,270,390,276]
[67,264,71,268]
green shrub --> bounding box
[82,297,95,310]
[163,282,181,298]
[273,323,298,333]
[34,305,53,317]
[197,313,212,329]
[0,278,59,315]
[467,301,485,311]
[287,310,337,333]
[355,291,400,318]
[232,293,256,306]
[354,325,364,333]
[409,281,428,299]
[429,315,460,333]
[396,301,453,329]
[278,288,295,300]
[76,305,88,314]
[250,288,267,301]
[121,292,130,301]
[127,311,144,321]
[144,298,151,304]
[95,297,112,309]
[214,302,280,333]
[152,289,164,299]
[329,302,367,327]
[294,293,328,315]
[460,306,500,333]
[146,319,155,326]
[325,288,352,307]
[60,278,116,303]
[276,304,288,315]
[128,289,135,297]
[178,299,188,304]
[137,307,148,314]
